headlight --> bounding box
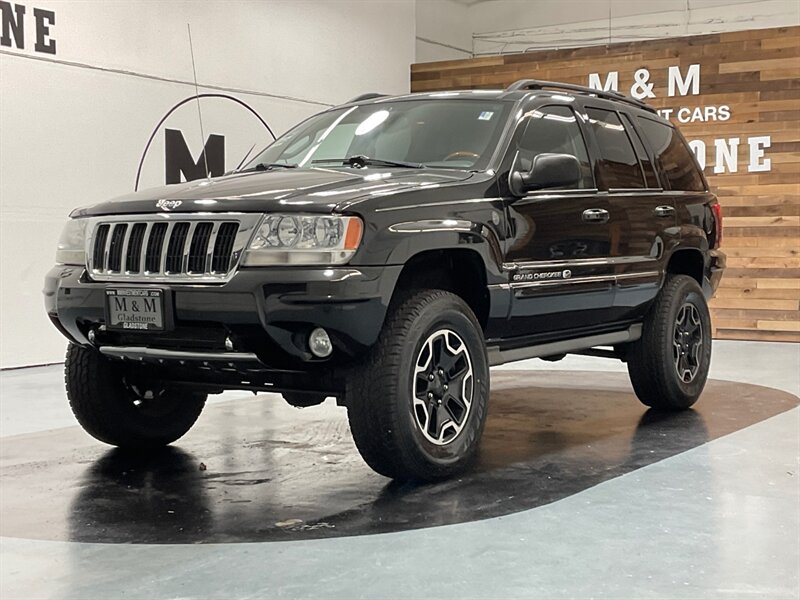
[243,214,363,266]
[55,219,88,265]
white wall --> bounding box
[468,0,800,55]
[0,0,415,368]
[415,0,472,62]
[414,0,800,61]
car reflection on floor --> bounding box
[0,370,796,544]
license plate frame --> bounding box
[105,288,167,332]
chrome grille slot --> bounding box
[92,224,110,271]
[188,222,213,273]
[212,223,239,273]
[86,214,260,283]
[107,224,127,272]
[165,223,190,273]
[125,223,147,273]
[145,223,168,273]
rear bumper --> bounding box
[44,264,401,371]
[704,249,726,298]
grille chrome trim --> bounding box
[85,213,262,283]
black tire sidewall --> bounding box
[392,296,489,468]
[651,277,712,408]
[66,345,206,448]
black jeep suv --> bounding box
[45,79,725,481]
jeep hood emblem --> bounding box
[156,199,183,211]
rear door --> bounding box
[634,114,710,253]
[581,105,671,323]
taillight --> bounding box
[711,203,723,249]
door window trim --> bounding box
[508,103,599,192]
[582,105,651,191]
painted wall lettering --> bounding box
[33,6,54,53]
[687,135,772,174]
[667,64,700,97]
[586,64,771,174]
[587,71,618,92]
[0,1,56,54]
[587,64,700,98]
[164,129,225,184]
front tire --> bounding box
[347,290,490,481]
[627,275,712,411]
[65,344,207,448]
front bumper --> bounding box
[44,264,401,370]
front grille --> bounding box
[87,215,260,282]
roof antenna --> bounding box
[187,23,210,181]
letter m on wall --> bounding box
[164,128,225,184]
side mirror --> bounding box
[509,153,582,196]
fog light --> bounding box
[309,327,332,358]
[88,329,96,343]
[225,336,234,351]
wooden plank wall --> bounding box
[411,26,800,342]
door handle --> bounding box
[582,208,610,223]
[654,205,675,218]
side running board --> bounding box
[487,324,642,367]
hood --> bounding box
[71,168,475,217]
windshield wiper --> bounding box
[236,162,298,173]
[254,162,298,170]
[312,155,423,169]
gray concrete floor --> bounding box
[1,340,798,599]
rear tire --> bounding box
[347,290,490,482]
[627,275,712,411]
[65,344,206,448]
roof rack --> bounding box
[504,79,657,113]
[344,93,387,104]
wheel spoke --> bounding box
[415,373,432,399]
[443,393,467,424]
[438,339,463,375]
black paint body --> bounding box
[45,89,726,394]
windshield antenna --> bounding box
[235,143,257,172]
[187,23,210,181]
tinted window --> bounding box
[518,105,593,188]
[621,113,658,188]
[247,100,512,171]
[636,117,705,191]
[585,108,645,189]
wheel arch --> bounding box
[392,248,492,330]
[665,247,705,286]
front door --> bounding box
[505,104,620,337]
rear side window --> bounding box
[621,113,659,188]
[585,108,645,189]
[636,117,705,191]
[518,105,594,189]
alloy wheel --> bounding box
[412,329,474,445]
[673,303,704,383]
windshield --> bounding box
[245,99,512,171]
